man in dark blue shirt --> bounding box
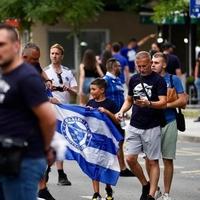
[112,42,129,85]
[0,24,56,200]
[116,51,167,200]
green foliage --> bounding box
[0,0,37,30]
[117,0,150,12]
[152,0,189,24]
[0,0,104,33]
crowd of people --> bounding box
[0,23,189,200]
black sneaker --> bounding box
[140,182,150,200]
[57,173,72,186]
[147,195,155,200]
[38,187,56,200]
[105,186,114,200]
[120,168,135,177]
[92,192,101,200]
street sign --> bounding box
[190,0,200,18]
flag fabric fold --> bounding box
[54,103,123,186]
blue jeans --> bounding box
[0,158,46,200]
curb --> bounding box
[178,134,200,143]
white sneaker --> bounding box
[162,193,173,200]
[155,187,162,199]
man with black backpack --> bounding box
[151,52,187,200]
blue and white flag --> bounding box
[54,103,123,186]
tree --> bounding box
[28,0,104,71]
[0,0,104,71]
[151,0,189,23]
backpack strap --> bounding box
[170,74,174,88]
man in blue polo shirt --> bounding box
[151,52,187,200]
[112,42,129,85]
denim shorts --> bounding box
[0,157,46,200]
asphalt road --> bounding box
[46,140,200,200]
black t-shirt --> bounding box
[86,98,118,114]
[166,54,181,75]
[0,63,49,158]
[128,72,167,129]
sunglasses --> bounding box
[56,72,63,84]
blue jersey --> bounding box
[113,53,128,84]
[164,73,184,123]
[104,73,124,111]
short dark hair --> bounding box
[0,23,19,41]
[112,42,121,52]
[90,78,107,89]
[129,38,137,43]
[162,42,176,50]
[22,43,40,54]
[106,58,119,71]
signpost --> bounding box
[190,0,200,18]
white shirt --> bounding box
[44,64,77,104]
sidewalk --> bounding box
[124,118,200,143]
[178,118,200,143]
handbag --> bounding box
[139,75,166,128]
[0,136,28,176]
[169,75,186,131]
[176,108,186,132]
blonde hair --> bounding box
[50,43,64,55]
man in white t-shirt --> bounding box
[44,43,77,186]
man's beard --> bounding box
[0,59,13,69]
[116,70,120,76]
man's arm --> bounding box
[79,63,85,95]
[137,34,156,47]
[32,102,56,152]
[41,71,52,89]
[134,95,167,109]
[167,93,188,109]
[124,65,130,85]
[116,96,133,119]
[64,85,78,96]
[150,96,167,109]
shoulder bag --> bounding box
[169,74,186,132]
